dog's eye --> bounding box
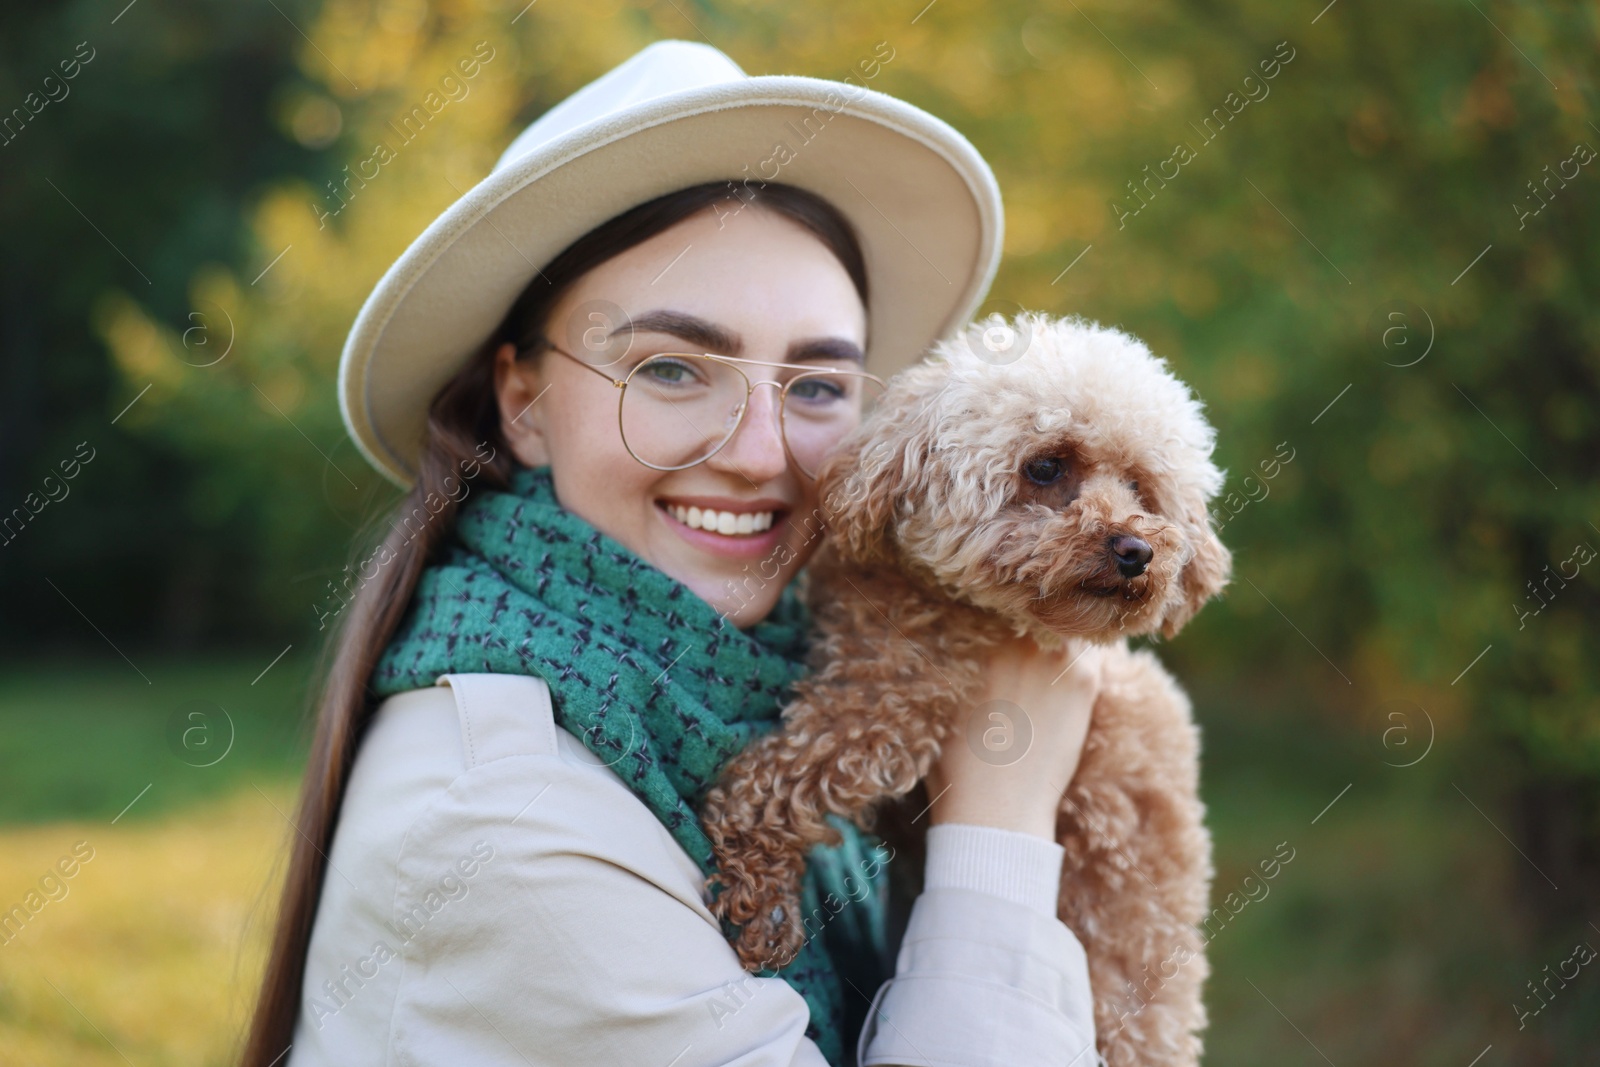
[1024,457,1066,485]
[1129,479,1140,494]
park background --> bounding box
[1,0,1596,1063]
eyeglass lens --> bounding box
[617,354,883,475]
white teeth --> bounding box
[665,503,776,535]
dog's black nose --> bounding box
[1110,535,1153,578]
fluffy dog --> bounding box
[700,310,1231,1067]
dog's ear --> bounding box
[815,375,941,566]
[816,431,912,567]
[1157,503,1233,639]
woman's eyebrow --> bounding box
[611,309,864,363]
[788,337,865,364]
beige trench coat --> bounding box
[285,672,1098,1066]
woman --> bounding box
[244,40,1102,1067]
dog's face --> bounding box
[817,311,1232,641]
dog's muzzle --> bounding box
[1109,534,1153,578]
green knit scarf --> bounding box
[369,463,890,1064]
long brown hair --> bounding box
[240,178,869,1065]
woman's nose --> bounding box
[707,383,788,481]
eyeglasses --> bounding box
[532,337,886,478]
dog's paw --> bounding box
[733,897,807,972]
[706,869,808,971]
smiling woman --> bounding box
[244,39,1103,1067]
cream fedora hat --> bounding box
[338,38,1005,488]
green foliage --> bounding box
[0,0,355,646]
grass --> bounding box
[1,656,1595,1064]
[0,784,294,1066]
[0,652,313,825]
[0,653,313,1065]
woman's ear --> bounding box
[493,342,551,467]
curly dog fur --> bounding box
[700,310,1232,1067]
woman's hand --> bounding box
[923,635,1105,840]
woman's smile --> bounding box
[654,494,793,560]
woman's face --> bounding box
[493,202,868,628]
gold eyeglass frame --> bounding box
[531,337,886,476]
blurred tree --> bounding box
[0,0,351,649]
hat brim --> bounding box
[338,74,1004,489]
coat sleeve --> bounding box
[858,823,1100,1067]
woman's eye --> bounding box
[641,357,696,384]
[1024,457,1065,485]
[788,377,846,402]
